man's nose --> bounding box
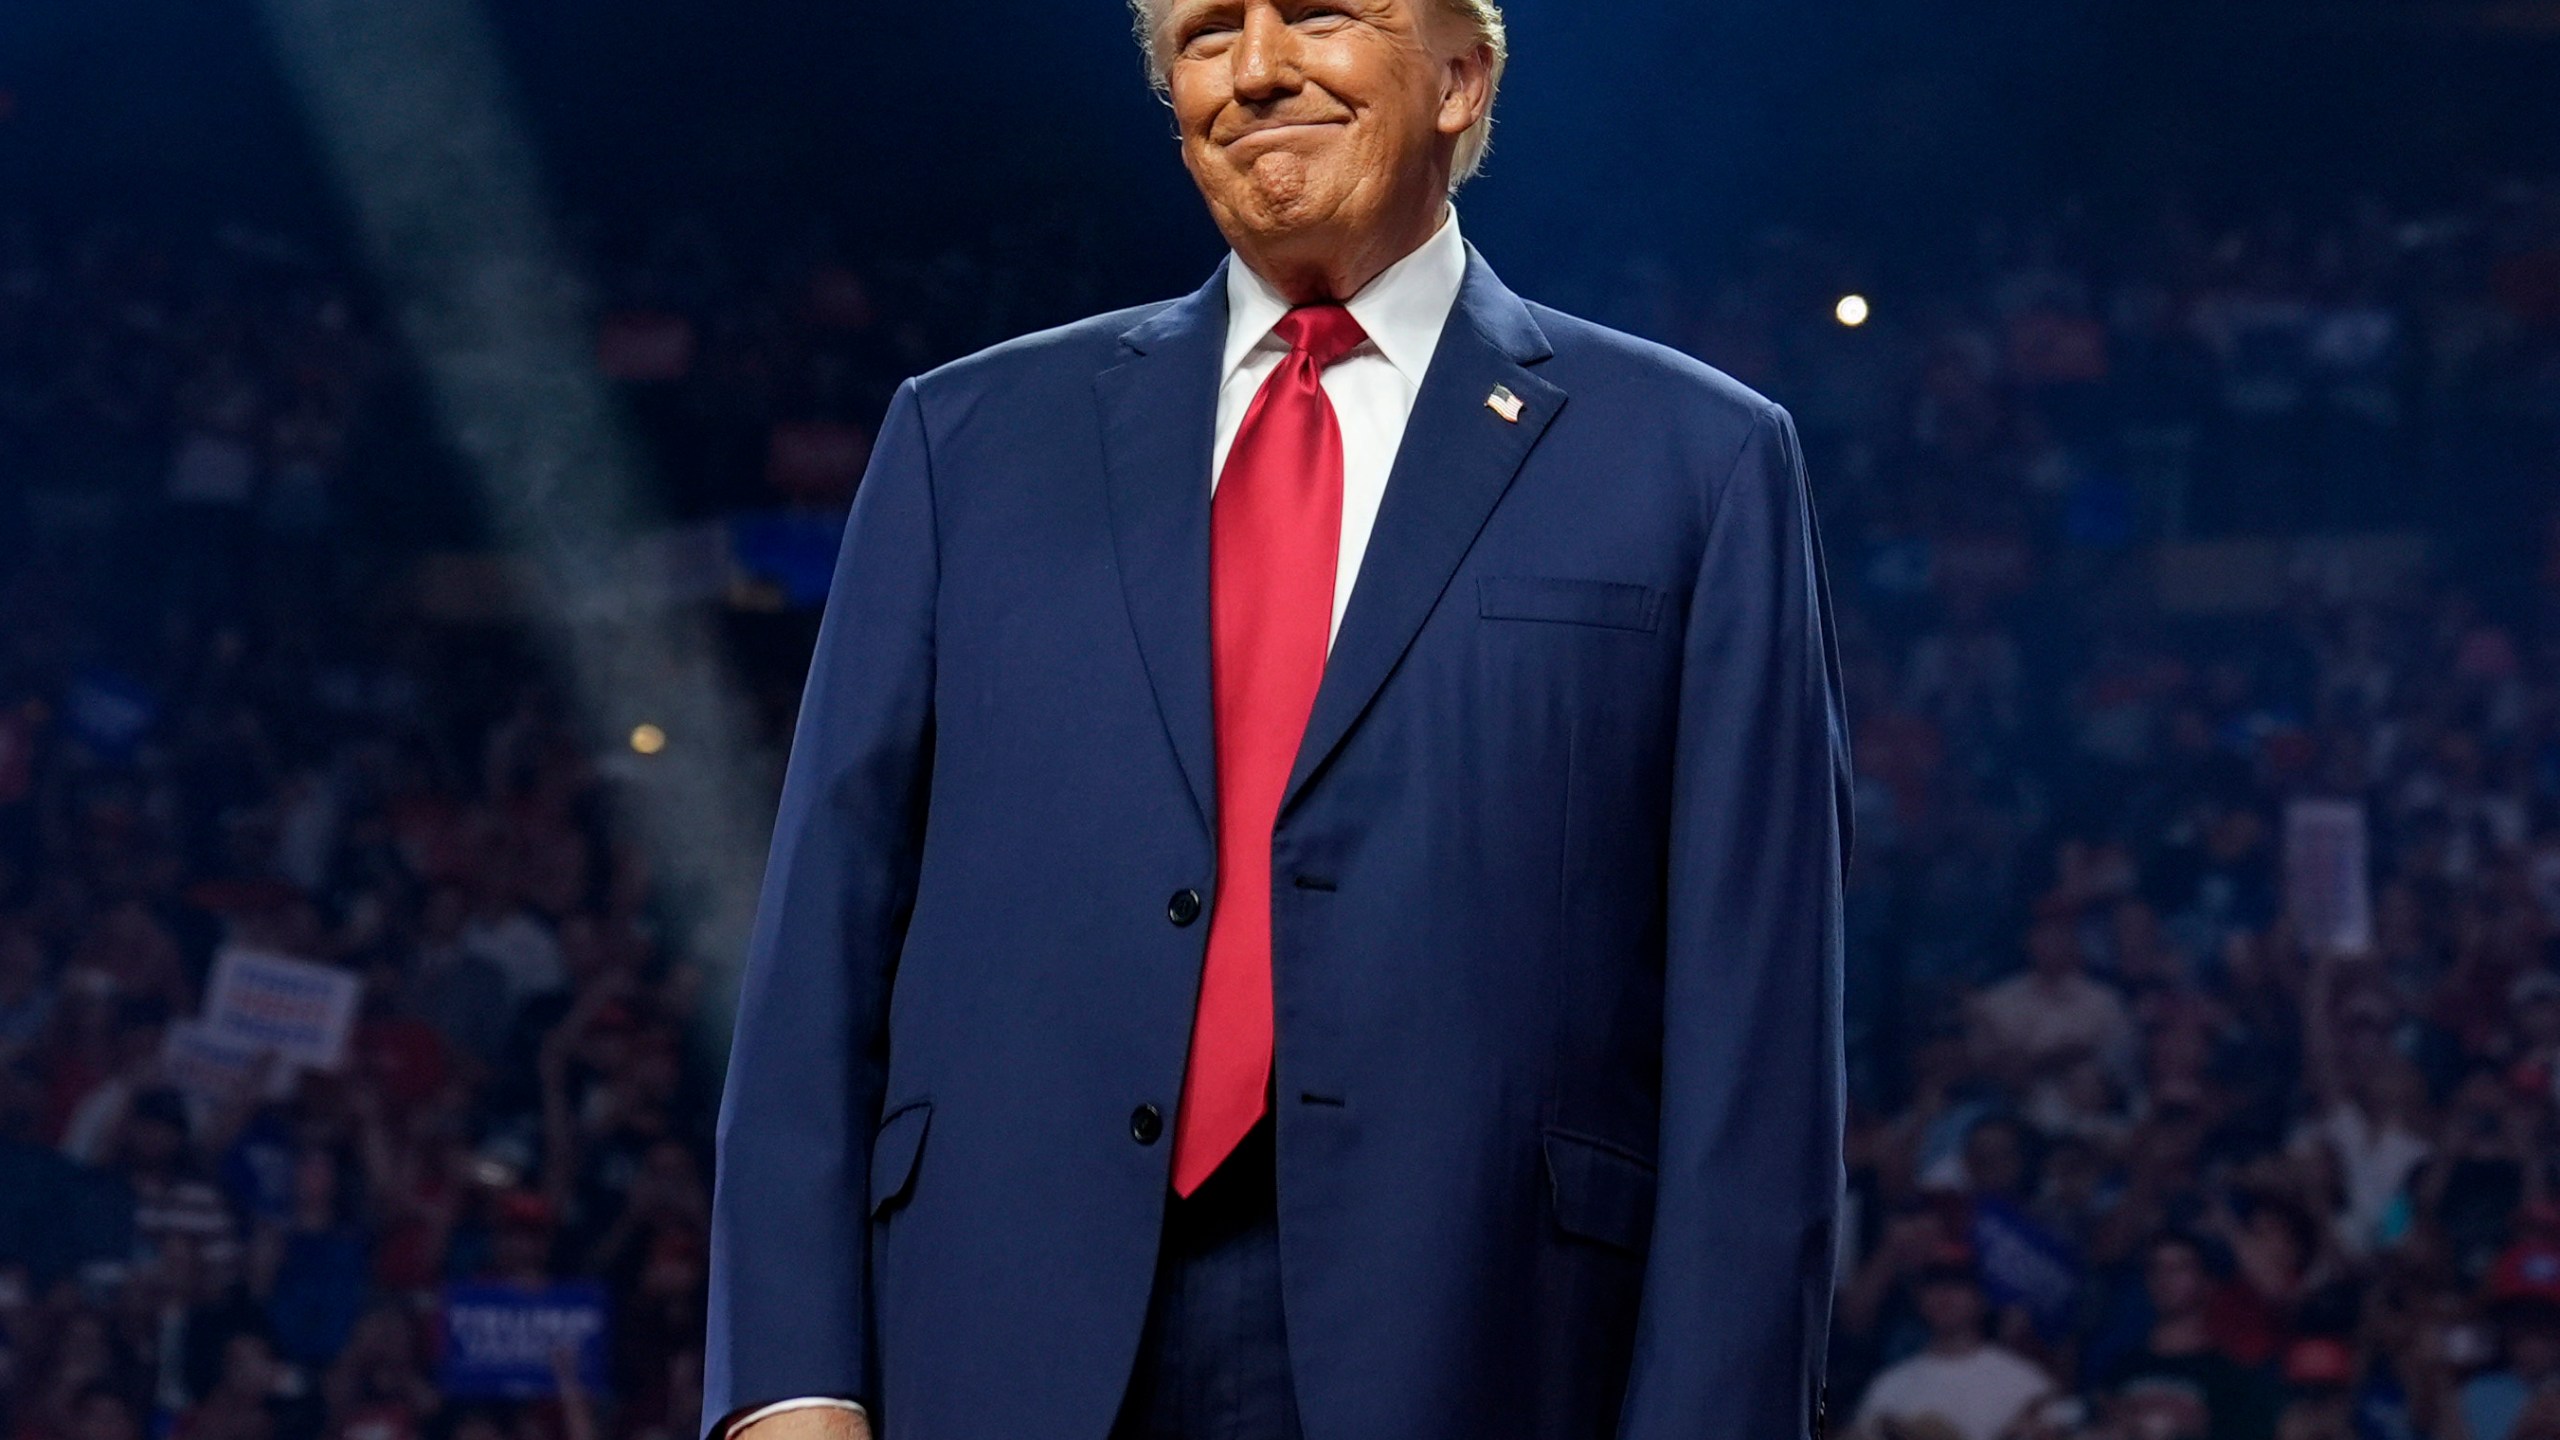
[1229,5,1300,102]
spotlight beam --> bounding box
[257,0,774,1044]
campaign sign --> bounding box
[730,508,849,611]
[2286,798,2374,955]
[202,946,360,1073]
[63,667,158,759]
[1970,1196,2082,1338]
[438,1282,611,1399]
[159,1019,281,1102]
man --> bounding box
[704,1,1852,1437]
[1850,1242,2053,1440]
[2101,1233,2277,1440]
[2459,1238,2560,1440]
[2270,1337,2355,1440]
[1967,913,2136,1089]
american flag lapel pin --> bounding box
[1485,384,1524,424]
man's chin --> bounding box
[1214,165,1358,236]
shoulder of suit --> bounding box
[1520,300,1782,429]
[912,299,1179,399]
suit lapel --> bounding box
[1097,265,1230,841]
[1282,248,1567,819]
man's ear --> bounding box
[1437,41,1494,137]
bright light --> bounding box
[630,724,668,756]
[1835,294,1871,328]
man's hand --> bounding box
[733,1410,871,1440]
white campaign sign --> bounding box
[200,945,361,1072]
[2286,798,2374,955]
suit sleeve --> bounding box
[702,379,939,1439]
[1618,403,1852,1440]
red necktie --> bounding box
[1171,303,1370,1197]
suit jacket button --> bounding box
[1167,889,1204,927]
[1130,1104,1164,1145]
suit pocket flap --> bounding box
[1542,1129,1658,1253]
[1478,576,1666,633]
[869,1100,932,1218]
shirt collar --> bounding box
[1221,206,1468,389]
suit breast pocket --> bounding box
[1478,576,1667,634]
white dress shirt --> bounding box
[1216,206,1469,650]
[722,210,1470,1440]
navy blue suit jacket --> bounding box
[704,247,1853,1440]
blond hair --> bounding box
[1127,0,1508,187]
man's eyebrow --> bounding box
[1166,0,1239,29]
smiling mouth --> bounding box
[1223,120,1347,148]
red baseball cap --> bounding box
[2489,1239,2560,1307]
[2282,1337,2356,1388]
[1916,1238,1978,1281]
[493,1190,556,1232]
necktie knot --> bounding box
[1274,303,1369,371]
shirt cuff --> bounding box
[724,1398,868,1439]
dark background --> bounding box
[10,0,2557,313]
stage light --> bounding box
[631,724,668,756]
[1835,294,1871,328]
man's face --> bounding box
[1916,1275,1984,1341]
[2147,1241,2210,1319]
[123,1116,183,1174]
[2026,918,2080,978]
[1164,0,1481,265]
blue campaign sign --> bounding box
[438,1282,612,1399]
[730,508,850,611]
[1969,1196,2084,1337]
[62,667,158,759]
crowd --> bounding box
[0,174,2553,1440]
[1810,182,2560,1439]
